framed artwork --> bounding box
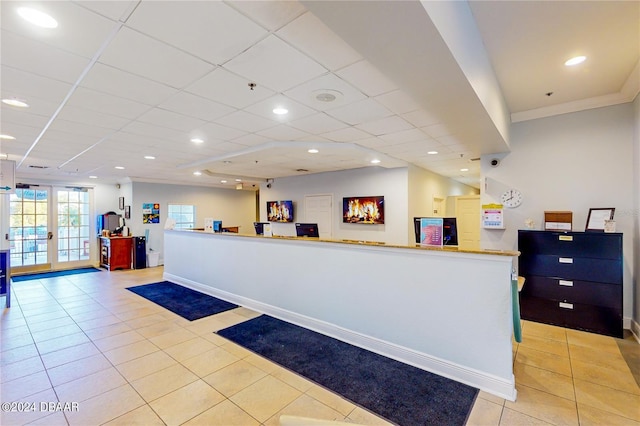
[585,208,615,232]
[124,205,131,219]
[119,196,125,210]
[143,203,160,224]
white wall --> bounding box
[481,103,636,323]
[259,167,409,245]
[129,182,257,262]
[407,164,479,241]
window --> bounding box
[168,204,195,229]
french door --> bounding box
[9,186,94,273]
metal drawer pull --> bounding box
[558,235,573,242]
[559,280,573,287]
[559,257,573,264]
[559,302,574,309]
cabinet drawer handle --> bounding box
[559,302,574,309]
[559,280,573,287]
[559,257,573,264]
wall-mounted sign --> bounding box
[482,204,504,229]
[143,203,160,224]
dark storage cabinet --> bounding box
[518,230,623,338]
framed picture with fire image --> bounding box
[342,196,384,224]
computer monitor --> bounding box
[295,223,319,238]
[413,217,458,245]
[253,222,269,235]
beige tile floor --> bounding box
[0,267,638,425]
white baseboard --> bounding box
[630,319,640,344]
[164,272,517,401]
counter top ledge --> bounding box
[170,229,519,257]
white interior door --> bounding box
[304,194,333,239]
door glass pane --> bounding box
[56,190,91,262]
[8,189,50,267]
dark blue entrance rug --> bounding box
[218,315,478,426]
[126,281,238,321]
[11,267,101,282]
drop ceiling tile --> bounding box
[379,128,431,145]
[375,90,422,115]
[289,112,348,134]
[56,105,130,130]
[121,121,187,142]
[0,1,118,58]
[1,31,90,85]
[215,111,278,133]
[283,73,367,111]
[194,122,248,142]
[81,63,178,105]
[324,98,392,125]
[157,92,235,122]
[186,68,275,109]
[244,94,317,122]
[354,137,387,149]
[356,116,412,136]
[224,35,327,92]
[0,107,50,130]
[99,27,215,88]
[77,1,139,21]
[336,60,397,97]
[225,1,307,31]
[321,127,371,143]
[47,119,114,139]
[257,125,311,141]
[126,1,267,64]
[1,66,72,103]
[277,12,362,71]
[136,108,207,133]
[67,87,150,120]
[231,133,271,147]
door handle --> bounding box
[47,232,53,240]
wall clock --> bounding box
[500,189,523,208]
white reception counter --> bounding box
[163,230,519,400]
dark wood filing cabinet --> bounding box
[100,237,132,271]
[518,230,623,338]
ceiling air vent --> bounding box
[28,165,49,169]
[296,169,309,172]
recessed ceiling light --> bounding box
[460,168,469,172]
[273,107,288,115]
[565,56,586,66]
[371,159,381,164]
[191,138,204,144]
[89,175,97,179]
[17,7,58,28]
[427,151,438,155]
[0,134,16,140]
[193,171,202,176]
[220,180,227,184]
[2,98,29,108]
[0,154,8,160]
[114,166,125,170]
[144,155,155,160]
[235,179,242,182]
[308,149,319,154]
